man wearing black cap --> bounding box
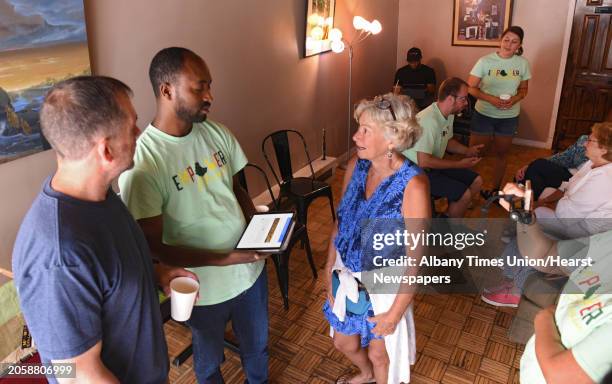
[393,47,436,109]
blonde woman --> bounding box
[322,93,430,383]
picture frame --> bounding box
[452,0,513,47]
[304,0,336,57]
[0,0,91,164]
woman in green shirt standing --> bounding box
[467,26,531,198]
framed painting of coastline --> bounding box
[304,0,336,57]
[452,0,513,47]
[0,0,91,164]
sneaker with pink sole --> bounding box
[481,287,520,308]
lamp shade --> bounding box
[352,16,368,30]
[331,39,345,53]
[369,20,382,34]
[329,28,343,42]
[310,26,324,40]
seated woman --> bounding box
[514,134,588,201]
[322,93,429,384]
[499,183,612,384]
[534,122,612,236]
[482,122,612,308]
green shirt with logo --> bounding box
[119,120,264,306]
[403,102,453,165]
[470,52,531,119]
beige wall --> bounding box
[397,0,570,144]
[0,0,399,269]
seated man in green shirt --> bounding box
[119,47,268,383]
[403,77,483,218]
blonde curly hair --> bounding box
[353,92,421,153]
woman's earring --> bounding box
[386,149,393,159]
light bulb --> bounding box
[307,13,320,25]
[325,16,333,26]
[369,20,382,34]
[353,16,368,30]
[310,26,324,40]
[306,37,315,50]
[329,28,343,42]
[331,40,345,53]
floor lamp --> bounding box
[329,16,382,165]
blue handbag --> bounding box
[331,271,370,315]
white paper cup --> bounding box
[170,277,199,322]
[255,204,270,213]
[499,94,511,101]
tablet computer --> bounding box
[235,212,295,253]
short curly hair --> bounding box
[353,92,421,152]
[592,121,612,162]
[149,47,199,97]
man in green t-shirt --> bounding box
[119,47,268,383]
[403,77,483,218]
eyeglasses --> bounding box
[586,137,599,144]
[452,94,468,102]
[374,96,397,121]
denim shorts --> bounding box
[470,110,519,137]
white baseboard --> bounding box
[512,137,551,149]
[251,156,338,207]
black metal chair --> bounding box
[237,163,317,309]
[261,129,335,228]
[452,94,477,145]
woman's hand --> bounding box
[488,95,512,110]
[368,311,402,337]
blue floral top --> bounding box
[334,159,422,272]
[549,135,588,169]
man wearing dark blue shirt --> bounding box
[12,76,196,383]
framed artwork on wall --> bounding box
[0,0,91,164]
[304,0,336,57]
[452,0,513,47]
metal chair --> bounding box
[452,94,477,145]
[237,163,317,309]
[261,129,335,227]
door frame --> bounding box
[547,0,578,149]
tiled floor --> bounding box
[164,144,551,383]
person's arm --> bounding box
[467,75,508,110]
[53,341,119,384]
[233,173,256,221]
[509,80,529,107]
[426,67,436,96]
[137,215,259,267]
[417,151,481,169]
[324,156,357,305]
[154,262,199,296]
[535,189,564,208]
[446,139,484,157]
[369,173,430,336]
[426,83,436,97]
[534,306,595,384]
